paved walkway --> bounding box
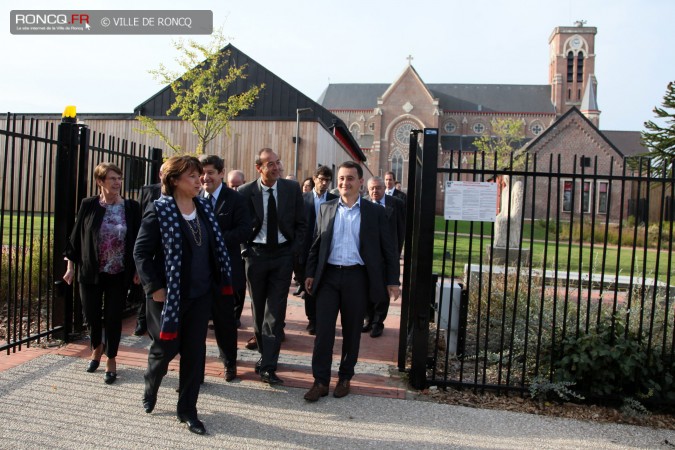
[1,285,674,448]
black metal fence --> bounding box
[1,113,162,353]
[401,128,675,404]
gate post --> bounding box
[52,108,89,341]
[149,147,163,183]
[409,128,439,389]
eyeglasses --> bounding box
[315,177,331,183]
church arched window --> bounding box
[391,150,403,183]
[349,123,360,138]
[567,51,574,82]
[576,52,584,83]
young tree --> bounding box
[473,118,527,170]
[641,81,675,170]
[137,29,264,154]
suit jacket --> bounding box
[389,188,407,206]
[133,199,224,298]
[139,183,162,215]
[238,177,307,255]
[202,182,251,290]
[301,190,338,261]
[306,198,399,302]
[65,196,141,286]
[367,195,406,255]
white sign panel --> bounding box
[444,181,497,222]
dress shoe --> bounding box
[333,379,350,398]
[306,321,316,336]
[104,371,117,384]
[133,321,147,336]
[225,366,237,382]
[143,394,157,414]
[260,369,283,385]
[361,321,373,333]
[254,358,262,374]
[370,323,384,338]
[245,336,258,350]
[293,285,304,296]
[304,382,329,402]
[177,414,206,435]
[86,360,100,373]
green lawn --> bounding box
[432,234,674,280]
[1,213,53,246]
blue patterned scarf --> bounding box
[153,196,232,340]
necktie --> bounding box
[209,194,216,209]
[267,188,278,247]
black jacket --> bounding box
[64,196,141,286]
[133,199,225,299]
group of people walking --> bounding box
[62,148,404,435]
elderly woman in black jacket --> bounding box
[133,155,233,435]
[63,162,141,384]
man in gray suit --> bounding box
[238,148,307,385]
[303,161,400,402]
[363,176,405,337]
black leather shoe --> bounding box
[133,321,147,336]
[225,366,237,382]
[260,370,283,385]
[177,414,206,435]
[361,322,373,333]
[86,360,100,373]
[307,321,316,336]
[143,394,157,414]
[104,371,117,384]
[254,358,262,374]
[370,323,384,338]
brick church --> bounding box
[318,22,644,201]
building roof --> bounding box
[134,44,366,162]
[318,82,556,114]
[602,130,647,157]
[580,78,599,112]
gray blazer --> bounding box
[306,198,399,301]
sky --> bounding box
[2,0,674,132]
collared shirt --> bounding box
[313,189,328,218]
[327,197,364,266]
[253,180,287,245]
[385,188,394,196]
[205,182,223,208]
[373,197,385,207]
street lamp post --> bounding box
[294,107,313,179]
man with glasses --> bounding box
[299,166,336,335]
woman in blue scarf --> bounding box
[134,155,232,435]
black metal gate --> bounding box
[399,128,675,403]
[1,113,162,353]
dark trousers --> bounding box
[144,292,212,417]
[211,294,237,368]
[79,272,125,358]
[303,291,316,324]
[135,288,146,325]
[245,245,293,372]
[366,295,390,326]
[311,265,368,386]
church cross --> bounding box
[406,54,414,66]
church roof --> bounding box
[318,83,556,114]
[602,130,646,157]
[580,78,599,112]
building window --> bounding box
[580,156,592,168]
[597,181,609,214]
[369,122,375,131]
[567,51,574,83]
[393,121,416,146]
[530,122,543,135]
[349,123,360,138]
[576,52,584,82]
[443,121,457,134]
[472,122,485,135]
[581,181,592,213]
[562,179,573,212]
[391,150,403,183]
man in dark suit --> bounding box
[363,176,405,337]
[303,161,400,402]
[384,171,407,205]
[132,180,163,336]
[238,148,307,385]
[300,166,337,335]
[199,155,251,382]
